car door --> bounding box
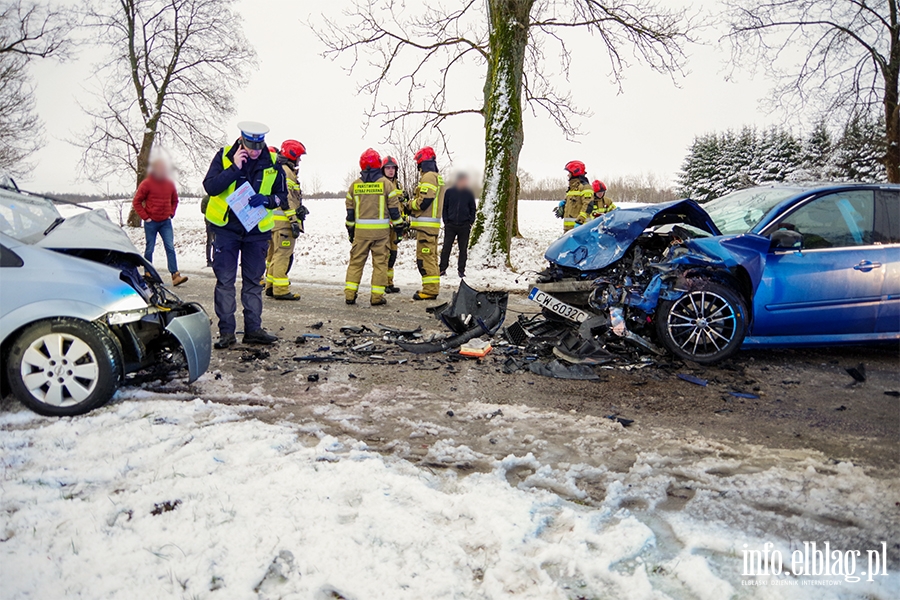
[873,189,900,333]
[752,190,885,337]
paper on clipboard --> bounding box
[225,182,268,231]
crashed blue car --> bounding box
[536,184,899,364]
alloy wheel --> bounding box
[665,291,738,358]
[19,333,100,407]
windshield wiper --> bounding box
[43,217,65,236]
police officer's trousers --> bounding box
[211,226,269,335]
[345,236,389,303]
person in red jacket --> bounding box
[132,156,187,286]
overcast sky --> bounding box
[24,0,792,195]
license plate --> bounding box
[528,287,589,323]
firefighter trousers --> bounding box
[345,236,389,303]
[264,227,295,297]
[416,231,440,296]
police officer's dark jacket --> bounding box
[203,141,288,235]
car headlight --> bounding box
[106,306,160,325]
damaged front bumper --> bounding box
[162,303,212,382]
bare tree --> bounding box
[0,0,70,176]
[726,0,900,183]
[317,0,695,265]
[78,0,256,224]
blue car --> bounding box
[537,184,899,363]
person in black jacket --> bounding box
[439,172,477,278]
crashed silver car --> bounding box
[0,180,211,416]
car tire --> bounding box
[6,318,122,416]
[655,280,747,365]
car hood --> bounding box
[545,200,721,271]
[36,208,141,256]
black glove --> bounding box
[297,205,310,220]
[291,222,301,238]
[248,194,268,208]
[346,226,355,243]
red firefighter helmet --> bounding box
[592,180,607,194]
[268,146,278,155]
[280,139,307,161]
[565,160,586,177]
[414,146,436,165]
[382,155,399,169]
[359,148,382,171]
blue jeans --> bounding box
[143,218,179,274]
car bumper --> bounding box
[163,303,212,383]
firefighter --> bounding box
[408,146,445,300]
[381,155,406,294]
[345,148,405,306]
[203,121,287,348]
[589,179,617,218]
[264,139,307,301]
[561,160,593,232]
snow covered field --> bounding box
[56,197,638,292]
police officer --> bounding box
[202,121,287,348]
[408,146,445,300]
[264,139,307,301]
[381,155,406,294]
[589,179,617,218]
[345,148,405,306]
[562,160,593,232]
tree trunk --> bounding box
[469,0,532,267]
[126,129,155,227]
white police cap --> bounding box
[237,121,270,149]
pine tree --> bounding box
[833,113,888,182]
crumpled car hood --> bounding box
[36,208,141,256]
[544,199,720,271]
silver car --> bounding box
[0,179,211,416]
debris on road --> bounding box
[846,363,866,383]
[677,373,708,387]
[728,391,758,399]
[307,373,319,382]
[529,359,600,380]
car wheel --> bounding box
[6,318,122,416]
[655,280,747,364]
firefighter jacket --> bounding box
[563,176,593,227]
[409,167,445,234]
[345,168,404,240]
[590,194,618,218]
[275,161,303,230]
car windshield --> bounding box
[0,189,62,244]
[702,187,800,235]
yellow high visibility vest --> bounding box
[205,146,278,231]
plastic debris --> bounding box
[678,373,708,386]
[309,322,324,330]
[605,414,634,427]
[340,325,372,335]
[885,391,900,397]
[845,363,866,383]
[728,391,758,399]
[460,338,492,358]
[307,373,319,382]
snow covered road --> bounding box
[2,392,897,599]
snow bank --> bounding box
[57,198,638,292]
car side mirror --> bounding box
[770,229,802,250]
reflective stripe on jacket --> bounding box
[205,145,278,232]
